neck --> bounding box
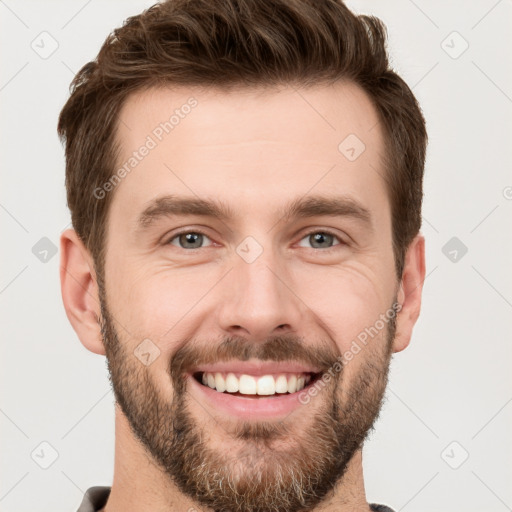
[101,405,371,512]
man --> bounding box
[58,0,427,511]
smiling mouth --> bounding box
[193,371,322,398]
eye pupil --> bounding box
[310,232,333,248]
[180,232,202,249]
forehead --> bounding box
[110,82,388,229]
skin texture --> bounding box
[60,82,425,512]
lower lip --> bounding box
[187,374,315,420]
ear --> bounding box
[392,234,426,353]
[60,228,105,355]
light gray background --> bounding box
[1,1,511,511]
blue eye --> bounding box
[167,231,213,249]
[165,229,345,251]
[297,231,344,250]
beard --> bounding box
[98,286,396,512]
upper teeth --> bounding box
[201,372,311,395]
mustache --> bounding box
[169,334,340,384]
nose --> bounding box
[217,245,305,340]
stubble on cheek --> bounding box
[98,279,397,512]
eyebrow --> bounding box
[136,194,373,232]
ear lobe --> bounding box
[392,234,426,353]
[60,229,106,355]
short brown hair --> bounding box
[58,0,427,284]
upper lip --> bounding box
[190,360,321,376]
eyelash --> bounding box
[165,228,346,252]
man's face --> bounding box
[99,82,399,511]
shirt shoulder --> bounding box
[370,504,396,512]
[75,488,393,512]
[76,486,111,512]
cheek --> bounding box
[107,261,216,341]
[106,248,394,362]
[293,263,391,351]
